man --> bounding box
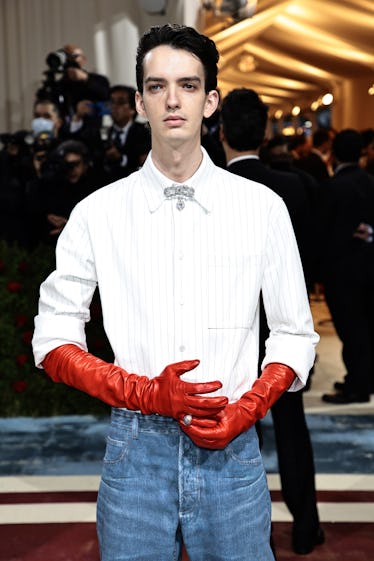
[32,99,64,139]
[95,85,151,181]
[294,127,333,182]
[320,129,374,404]
[220,87,323,555]
[52,43,110,120]
[26,139,105,246]
[32,24,318,561]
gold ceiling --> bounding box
[202,0,374,116]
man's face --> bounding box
[135,45,218,149]
[110,92,135,126]
[64,152,87,183]
[34,103,60,127]
[69,48,86,69]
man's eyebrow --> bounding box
[144,76,201,84]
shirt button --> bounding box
[179,252,184,259]
[179,345,185,352]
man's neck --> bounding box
[224,146,259,164]
[151,142,203,183]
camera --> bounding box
[45,49,80,73]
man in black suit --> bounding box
[320,129,374,404]
[84,85,151,182]
[220,88,324,556]
[294,128,333,183]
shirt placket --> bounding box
[173,203,187,359]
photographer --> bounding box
[25,139,106,247]
[80,85,151,182]
[40,43,110,121]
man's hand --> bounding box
[145,360,228,420]
[65,67,88,82]
[47,213,68,236]
[180,363,296,449]
[42,345,228,421]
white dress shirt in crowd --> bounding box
[32,148,319,402]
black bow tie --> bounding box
[164,184,195,211]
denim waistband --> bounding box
[111,407,181,433]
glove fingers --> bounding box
[169,359,200,376]
[184,395,228,416]
[184,380,223,395]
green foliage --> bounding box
[0,241,111,417]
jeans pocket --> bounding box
[225,429,263,466]
[103,434,131,465]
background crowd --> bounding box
[1,40,374,559]
[1,43,374,408]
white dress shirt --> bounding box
[32,148,319,401]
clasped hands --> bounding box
[152,360,253,450]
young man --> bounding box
[32,24,319,561]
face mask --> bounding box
[31,117,55,135]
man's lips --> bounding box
[164,115,186,126]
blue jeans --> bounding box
[97,408,274,561]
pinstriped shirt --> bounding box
[32,148,319,401]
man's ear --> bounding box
[135,91,147,119]
[203,90,219,119]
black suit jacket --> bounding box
[227,158,315,285]
[319,164,374,272]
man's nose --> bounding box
[166,86,180,110]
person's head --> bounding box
[360,128,374,163]
[55,140,90,183]
[63,44,87,69]
[312,128,332,154]
[265,134,293,168]
[288,133,311,159]
[134,24,219,150]
[332,129,363,164]
[32,100,63,137]
[220,88,268,151]
[135,24,219,95]
[109,85,137,126]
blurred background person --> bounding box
[84,85,151,182]
[320,129,374,404]
[25,139,106,247]
[220,87,323,556]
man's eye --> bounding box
[149,84,162,91]
[183,83,196,90]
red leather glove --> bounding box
[181,362,296,449]
[42,344,228,420]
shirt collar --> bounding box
[140,147,215,214]
[227,154,259,166]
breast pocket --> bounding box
[207,254,262,329]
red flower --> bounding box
[17,260,29,273]
[7,281,22,293]
[15,314,28,327]
[12,380,27,393]
[22,330,33,345]
[16,354,28,367]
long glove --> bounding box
[42,344,228,420]
[181,362,296,449]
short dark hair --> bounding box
[109,85,136,110]
[333,129,363,163]
[312,128,330,148]
[56,140,90,163]
[220,88,268,151]
[135,24,219,94]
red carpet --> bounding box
[1,522,373,561]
